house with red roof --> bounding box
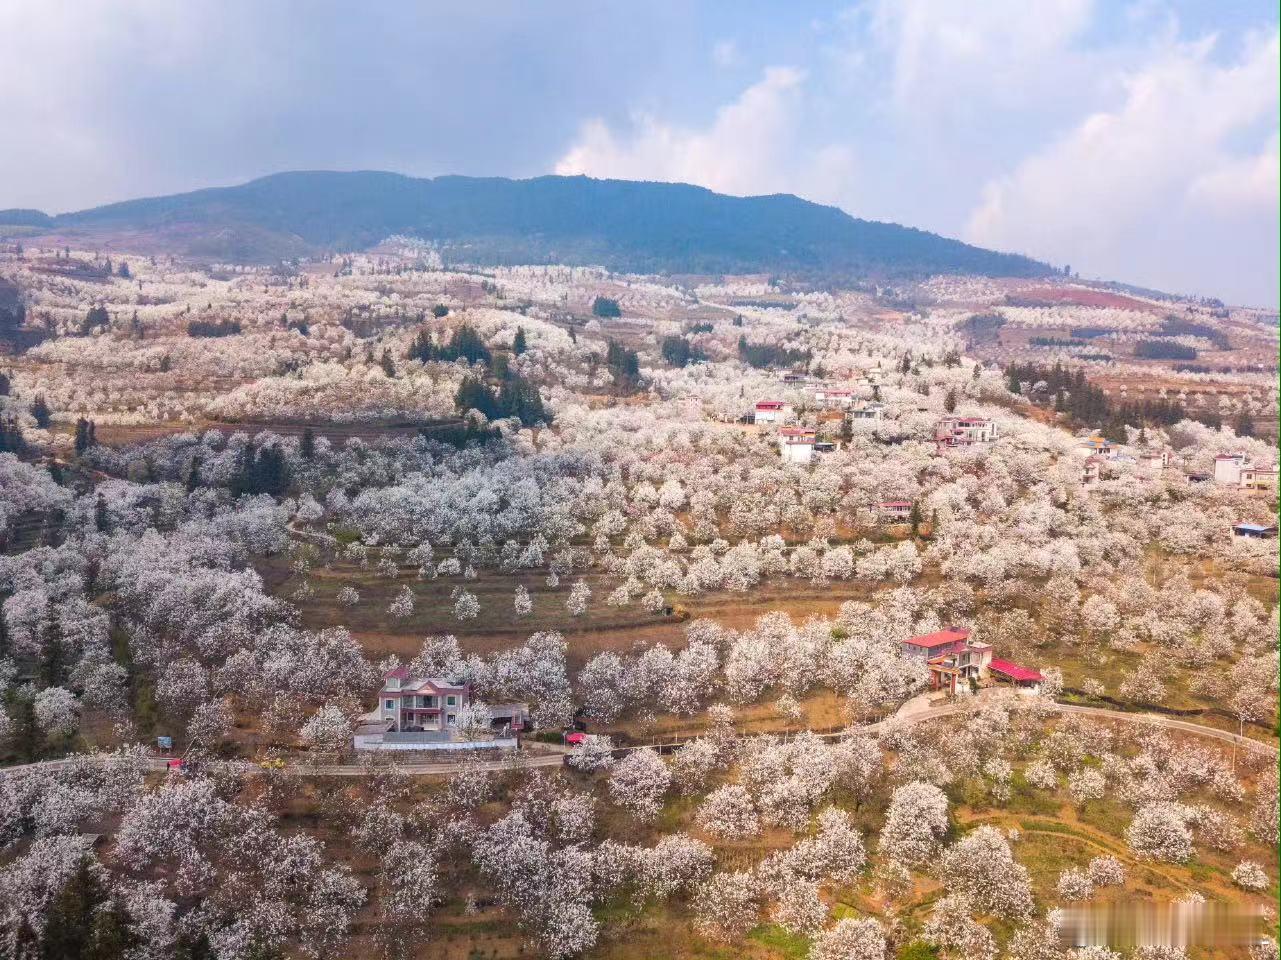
[878,500,914,521]
[814,387,855,409]
[754,400,792,425]
[778,426,818,464]
[934,416,998,451]
[354,667,529,752]
[377,666,471,733]
[902,627,1043,695]
[988,659,1045,690]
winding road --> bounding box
[3,695,1269,781]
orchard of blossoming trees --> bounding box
[0,241,1275,959]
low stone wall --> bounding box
[354,734,518,752]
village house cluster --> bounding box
[1214,452,1279,492]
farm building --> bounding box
[754,400,791,425]
[878,500,914,521]
[934,416,998,450]
[778,427,817,464]
[1214,454,1278,492]
[903,627,1043,696]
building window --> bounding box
[385,699,395,711]
[447,714,457,726]
[446,695,457,706]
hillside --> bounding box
[8,171,1053,278]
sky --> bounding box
[1,1,1277,305]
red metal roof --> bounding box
[565,732,587,745]
[905,627,971,649]
[879,500,912,508]
[989,659,1044,682]
[756,401,786,409]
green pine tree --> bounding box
[39,857,102,960]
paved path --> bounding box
[1,697,1272,781]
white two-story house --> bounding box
[379,666,470,733]
[934,416,998,450]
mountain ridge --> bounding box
[1,170,1054,279]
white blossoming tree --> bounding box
[566,578,591,617]
[880,781,949,869]
[608,748,671,822]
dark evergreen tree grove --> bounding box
[736,335,810,370]
[455,376,501,421]
[74,418,98,455]
[0,416,25,453]
[1003,361,1221,432]
[80,306,110,336]
[605,340,641,383]
[410,324,492,365]
[440,324,491,364]
[497,371,550,426]
[512,327,527,355]
[591,296,621,318]
[30,396,51,429]
[39,857,102,960]
[37,855,137,960]
[455,370,550,427]
[12,692,41,761]
[1134,340,1197,361]
[407,330,436,363]
[186,319,242,338]
[229,443,290,498]
[87,898,138,960]
[660,336,705,368]
[300,427,316,460]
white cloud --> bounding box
[862,0,1096,115]
[554,66,858,208]
[966,29,1280,303]
[1187,131,1280,212]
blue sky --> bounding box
[2,1,1277,305]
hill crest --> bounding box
[4,171,1053,279]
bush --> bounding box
[660,336,705,367]
[1134,340,1197,361]
[897,942,940,960]
[187,319,242,338]
[591,296,621,318]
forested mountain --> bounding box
[8,171,1053,279]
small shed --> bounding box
[988,659,1044,691]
